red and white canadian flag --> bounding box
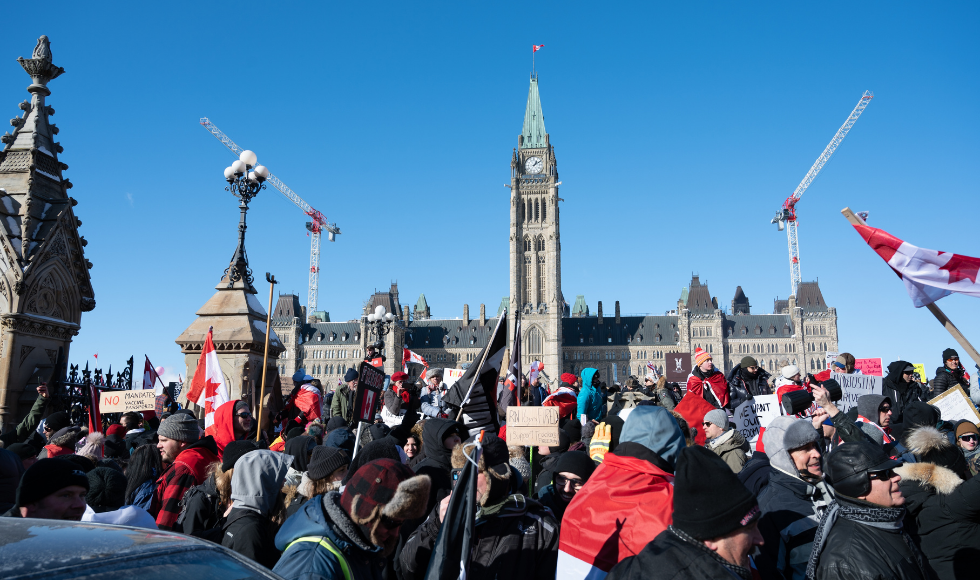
[403,347,429,375]
[185,327,229,429]
[143,355,164,395]
[532,44,545,53]
[854,223,980,307]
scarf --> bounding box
[669,526,751,580]
[805,496,928,580]
[693,367,728,408]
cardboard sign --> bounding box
[352,361,385,423]
[912,363,927,384]
[99,389,156,413]
[443,368,464,389]
[733,394,779,445]
[855,358,883,376]
[505,406,559,446]
[832,372,883,413]
[665,351,691,382]
[928,385,980,427]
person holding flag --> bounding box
[185,326,229,431]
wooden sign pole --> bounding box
[257,272,278,442]
[842,207,980,365]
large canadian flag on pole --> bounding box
[854,223,980,307]
[403,348,429,375]
[142,356,165,395]
[185,327,229,429]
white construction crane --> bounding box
[772,91,873,296]
[200,118,341,311]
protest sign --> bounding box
[928,385,980,427]
[443,368,464,389]
[855,358,883,376]
[665,352,691,382]
[100,389,156,413]
[912,363,927,384]
[733,394,779,445]
[832,372,883,413]
[826,352,838,369]
[352,361,385,423]
[505,406,560,446]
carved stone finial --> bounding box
[33,36,52,62]
[18,35,65,95]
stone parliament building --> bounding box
[272,75,839,392]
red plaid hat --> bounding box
[560,373,578,385]
[341,458,416,523]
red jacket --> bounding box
[686,370,729,408]
[205,400,239,459]
[152,436,219,531]
[292,383,322,427]
[558,452,674,578]
[674,393,718,446]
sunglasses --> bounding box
[879,406,892,413]
[868,469,896,481]
[960,434,978,443]
[948,357,960,361]
[555,474,585,491]
[43,425,53,432]
[236,412,252,419]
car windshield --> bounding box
[21,550,274,580]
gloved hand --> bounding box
[400,389,411,404]
[590,422,612,463]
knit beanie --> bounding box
[548,430,571,454]
[105,424,127,438]
[308,446,351,480]
[344,368,358,383]
[562,419,583,443]
[694,347,711,367]
[326,416,347,431]
[783,420,822,451]
[16,458,89,507]
[103,434,130,459]
[44,411,70,433]
[956,421,980,439]
[740,356,758,369]
[943,348,959,361]
[781,365,801,380]
[704,409,729,430]
[560,373,578,385]
[369,423,391,442]
[426,368,444,380]
[553,450,596,482]
[287,427,305,440]
[157,413,200,443]
[222,440,260,471]
[671,446,759,540]
[77,433,105,459]
[86,466,128,512]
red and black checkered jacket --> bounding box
[151,436,219,531]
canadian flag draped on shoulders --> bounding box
[186,327,228,431]
[853,222,980,307]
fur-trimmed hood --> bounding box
[896,462,962,495]
[904,426,948,456]
[49,426,83,448]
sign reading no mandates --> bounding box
[100,389,156,413]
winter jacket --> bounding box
[708,429,749,473]
[293,383,323,427]
[882,360,925,425]
[897,430,980,580]
[577,368,605,422]
[530,383,549,407]
[330,385,353,425]
[152,436,220,530]
[932,365,970,398]
[274,491,386,580]
[686,367,730,409]
[412,418,463,514]
[178,472,222,535]
[535,483,570,522]
[606,527,752,580]
[811,496,930,580]
[737,450,771,497]
[128,479,155,512]
[41,426,82,458]
[221,449,292,568]
[533,452,562,496]
[727,363,774,398]
[0,393,47,448]
[400,493,559,580]
[207,400,240,459]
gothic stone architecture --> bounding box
[271,74,838,392]
[0,37,96,429]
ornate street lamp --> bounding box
[367,305,395,341]
[222,150,268,291]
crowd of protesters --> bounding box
[1,345,980,580]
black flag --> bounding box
[423,441,480,580]
[443,312,507,438]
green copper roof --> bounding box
[680,287,689,306]
[415,293,428,311]
[497,297,509,317]
[311,310,330,322]
[571,295,589,316]
[520,75,547,149]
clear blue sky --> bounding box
[3,1,978,383]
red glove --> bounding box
[400,390,411,404]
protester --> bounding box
[701,409,748,473]
[85,466,127,513]
[284,435,316,487]
[420,368,446,418]
[6,443,37,471]
[542,374,580,419]
[0,383,48,448]
[606,446,763,580]
[383,371,412,426]
[648,375,678,411]
[528,364,549,406]
[882,361,925,425]
[955,420,980,475]
[2,458,88,520]
[219,449,292,568]
[855,394,895,444]
[535,450,595,523]
[209,399,254,458]
[687,348,741,411]
[534,430,570,494]
[152,412,220,530]
[290,374,323,429]
[124,443,163,511]
[275,458,431,580]
[577,368,605,426]
[558,405,686,578]
[331,368,357,425]
[727,355,774,400]
[178,439,259,536]
[40,425,82,458]
[931,348,970,397]
[757,416,833,580]
[807,440,930,580]
[284,445,350,517]
[832,352,860,374]
[403,433,421,466]
[324,426,356,455]
[411,417,465,514]
[401,434,559,579]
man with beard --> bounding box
[534,450,596,523]
[274,459,431,580]
[726,356,773,400]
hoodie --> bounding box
[284,435,314,486]
[412,418,463,513]
[208,400,241,459]
[882,360,923,425]
[222,449,293,568]
[856,394,890,427]
[576,368,605,422]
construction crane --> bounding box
[772,91,873,296]
[200,118,341,311]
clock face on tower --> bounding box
[524,156,543,174]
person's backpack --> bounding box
[176,481,221,533]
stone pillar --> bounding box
[615,301,621,324]
[402,305,410,325]
[479,304,486,326]
[598,301,603,325]
[463,304,469,326]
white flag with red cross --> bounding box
[184,327,229,429]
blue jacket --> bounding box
[272,491,385,580]
[576,368,605,421]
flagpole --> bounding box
[842,207,980,365]
[257,272,278,442]
[455,312,505,422]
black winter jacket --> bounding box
[221,507,281,569]
[412,418,463,515]
[399,494,559,580]
[931,366,969,398]
[757,469,832,580]
[737,451,771,497]
[882,360,925,424]
[898,460,980,580]
[724,364,769,412]
[606,527,751,580]
[178,473,222,536]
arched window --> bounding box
[524,236,531,252]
